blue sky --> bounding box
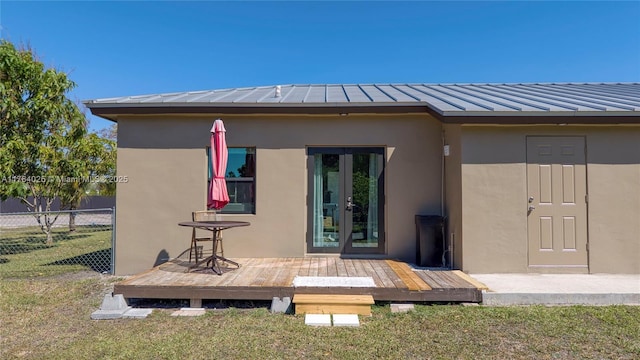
[2,1,639,132]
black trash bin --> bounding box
[415,215,444,267]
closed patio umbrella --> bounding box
[207,119,229,210]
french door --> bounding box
[307,147,385,254]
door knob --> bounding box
[528,205,535,212]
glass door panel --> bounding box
[308,147,384,254]
[347,151,383,250]
[311,153,341,249]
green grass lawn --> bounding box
[0,225,112,279]
[1,227,638,359]
[1,272,639,359]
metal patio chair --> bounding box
[189,210,222,263]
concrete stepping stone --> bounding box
[123,308,153,319]
[332,314,360,327]
[390,303,415,313]
[304,314,332,326]
[171,308,206,317]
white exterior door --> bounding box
[526,136,588,271]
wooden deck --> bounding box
[114,258,483,304]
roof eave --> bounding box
[442,113,640,124]
[85,103,433,122]
[84,102,640,124]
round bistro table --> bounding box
[178,221,250,275]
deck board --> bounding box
[217,258,253,286]
[326,257,338,277]
[352,258,372,278]
[385,260,432,291]
[297,258,307,277]
[308,258,320,277]
[373,259,406,289]
[416,270,455,289]
[113,257,482,303]
[362,259,394,288]
[317,257,326,276]
[439,271,477,289]
[286,257,301,281]
[250,258,274,286]
[334,258,349,277]
[245,258,270,286]
[268,258,293,287]
[343,259,357,277]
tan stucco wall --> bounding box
[444,124,463,269]
[459,125,640,274]
[114,114,443,275]
[584,128,640,273]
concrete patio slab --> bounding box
[470,273,640,306]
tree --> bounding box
[0,40,114,242]
[59,132,116,231]
[98,122,117,141]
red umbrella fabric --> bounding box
[207,119,229,210]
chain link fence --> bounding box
[0,208,114,278]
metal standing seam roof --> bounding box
[84,83,640,117]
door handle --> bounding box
[346,196,353,211]
[527,196,535,213]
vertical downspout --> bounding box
[441,128,450,269]
[111,206,116,275]
[441,129,445,218]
